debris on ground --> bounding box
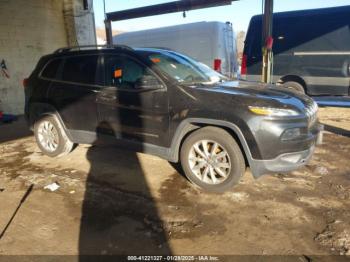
[315,221,350,255]
[314,166,329,175]
[43,182,60,192]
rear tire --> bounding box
[282,81,305,94]
[34,115,75,157]
[180,126,246,193]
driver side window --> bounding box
[105,55,157,90]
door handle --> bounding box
[97,93,117,102]
[108,95,117,100]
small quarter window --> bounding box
[41,59,62,79]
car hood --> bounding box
[200,80,316,112]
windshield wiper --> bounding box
[184,81,213,86]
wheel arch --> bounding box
[278,75,307,91]
[169,118,254,168]
[28,102,73,141]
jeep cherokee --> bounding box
[24,45,321,192]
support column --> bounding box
[105,19,113,45]
[261,0,274,83]
[63,0,96,46]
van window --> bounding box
[41,59,62,79]
[105,55,157,89]
[245,18,262,57]
[62,56,98,85]
[273,17,350,54]
[250,34,262,57]
[294,19,350,52]
[273,21,300,54]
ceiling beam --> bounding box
[106,0,236,22]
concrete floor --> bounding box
[0,108,349,260]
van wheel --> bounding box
[180,127,246,193]
[282,81,305,94]
[34,115,75,157]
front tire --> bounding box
[34,115,74,157]
[180,127,246,193]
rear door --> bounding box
[48,54,101,136]
[96,53,169,147]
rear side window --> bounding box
[62,56,98,85]
[41,59,62,79]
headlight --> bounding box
[248,106,299,116]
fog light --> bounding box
[281,128,301,141]
[280,154,302,164]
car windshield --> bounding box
[145,50,228,85]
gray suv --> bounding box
[25,46,322,192]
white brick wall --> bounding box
[0,0,96,114]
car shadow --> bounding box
[78,127,172,258]
[79,54,173,258]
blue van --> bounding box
[242,6,350,95]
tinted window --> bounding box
[273,15,350,53]
[245,18,262,57]
[41,59,62,79]
[144,51,226,84]
[273,20,301,54]
[105,55,157,89]
[248,12,350,56]
[291,19,350,52]
[62,56,98,85]
[250,33,262,57]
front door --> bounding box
[96,54,169,147]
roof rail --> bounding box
[53,45,133,54]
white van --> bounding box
[113,21,238,77]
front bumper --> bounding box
[250,124,323,178]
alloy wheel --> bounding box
[37,121,59,152]
[188,140,231,185]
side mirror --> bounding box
[135,75,164,90]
